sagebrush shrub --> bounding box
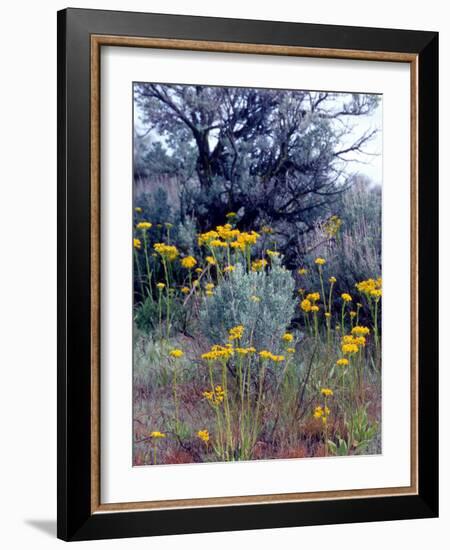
[199,258,296,350]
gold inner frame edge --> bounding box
[90,35,419,514]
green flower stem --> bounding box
[133,248,145,301]
[236,353,245,452]
[303,311,311,336]
[221,360,233,460]
[318,266,327,314]
[324,396,328,457]
[208,246,223,281]
[326,281,334,346]
[158,289,163,338]
[172,367,180,435]
[208,364,225,460]
[356,303,361,326]
[142,230,152,296]
[373,299,379,352]
[246,246,251,273]
[161,258,171,337]
[326,317,331,347]
[358,347,364,405]
[226,244,232,272]
[252,358,267,450]
[328,281,334,314]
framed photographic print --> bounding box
[57,8,438,541]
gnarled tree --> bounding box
[134,83,379,264]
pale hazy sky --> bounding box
[336,100,382,186]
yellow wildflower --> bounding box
[201,345,234,361]
[250,295,261,303]
[341,293,352,302]
[230,240,245,251]
[355,277,382,296]
[300,298,312,312]
[223,265,235,273]
[342,343,359,355]
[306,292,320,302]
[324,215,342,238]
[197,429,210,443]
[225,212,237,219]
[325,312,331,318]
[314,406,324,419]
[251,258,268,272]
[336,358,349,366]
[156,282,165,290]
[329,276,337,283]
[259,350,285,362]
[210,239,228,248]
[350,311,357,318]
[216,224,240,242]
[351,325,370,336]
[205,290,214,297]
[235,346,256,356]
[261,226,273,234]
[266,249,280,258]
[181,256,197,269]
[321,388,333,397]
[137,221,152,231]
[206,256,216,265]
[311,305,319,313]
[315,257,326,266]
[150,431,165,439]
[282,333,294,343]
[169,349,184,358]
[203,385,225,405]
[154,242,179,261]
[298,268,308,276]
[238,231,260,246]
[287,347,295,354]
[198,230,219,246]
[228,325,244,341]
[205,283,215,291]
[133,238,141,250]
[181,287,190,294]
[134,207,142,213]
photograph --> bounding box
[132,82,383,466]
[52,5,438,542]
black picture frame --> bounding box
[57,7,438,541]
